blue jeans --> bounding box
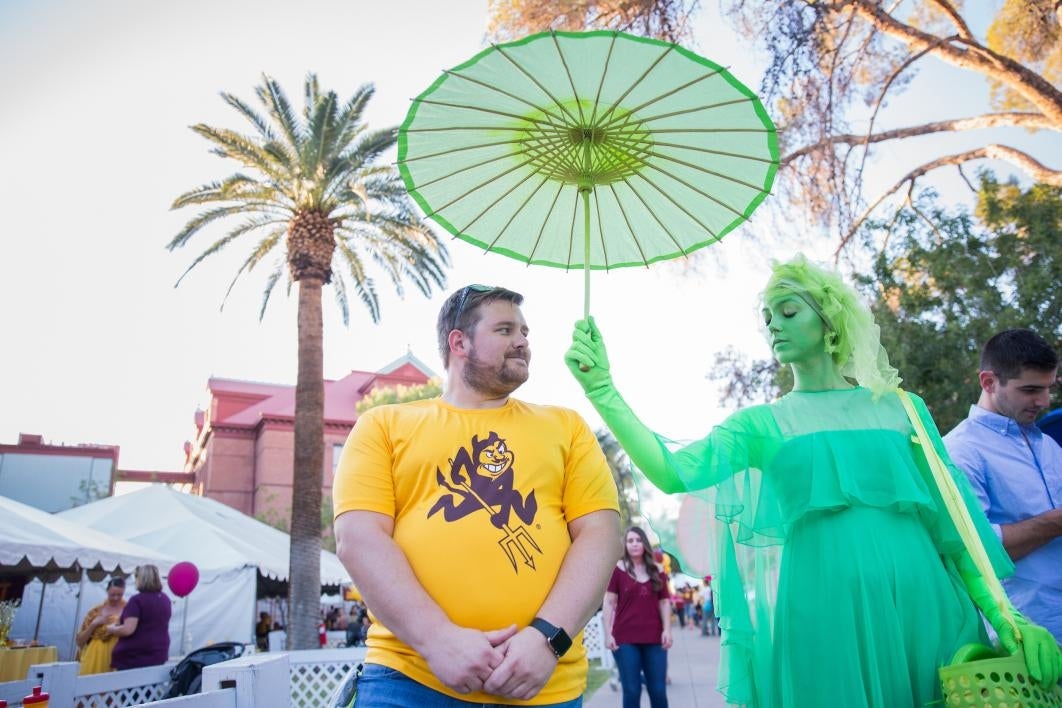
[612,643,668,708]
[353,663,583,707]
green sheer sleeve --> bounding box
[583,383,683,493]
[584,383,776,497]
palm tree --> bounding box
[169,74,449,649]
[596,429,641,529]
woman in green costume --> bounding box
[565,254,1061,707]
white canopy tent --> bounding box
[0,493,172,573]
[55,485,351,656]
[1,493,173,659]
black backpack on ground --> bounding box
[163,641,247,697]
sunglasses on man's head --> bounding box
[450,284,494,332]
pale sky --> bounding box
[1,0,1054,473]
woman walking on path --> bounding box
[567,255,1061,707]
[603,526,672,708]
[76,578,126,675]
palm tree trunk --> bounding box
[287,276,324,649]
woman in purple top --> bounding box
[107,564,172,670]
[603,526,672,708]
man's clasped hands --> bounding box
[420,623,558,701]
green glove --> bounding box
[565,318,683,494]
[565,316,614,395]
[955,551,1062,687]
[1012,615,1062,689]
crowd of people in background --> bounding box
[253,599,373,652]
[322,600,373,647]
[667,578,716,637]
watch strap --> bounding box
[530,617,572,657]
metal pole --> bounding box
[179,596,190,655]
[32,577,47,642]
[68,571,87,659]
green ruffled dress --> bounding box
[664,388,1013,707]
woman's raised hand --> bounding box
[565,316,613,395]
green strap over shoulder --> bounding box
[895,389,1020,641]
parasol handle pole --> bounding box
[580,188,591,372]
[582,188,591,319]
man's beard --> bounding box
[463,346,528,398]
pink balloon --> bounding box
[167,562,199,598]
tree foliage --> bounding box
[355,378,443,414]
[169,74,449,324]
[256,492,338,553]
[723,1,1061,251]
[487,0,700,43]
[596,429,643,529]
[707,345,791,408]
[858,175,1061,431]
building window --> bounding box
[332,443,345,474]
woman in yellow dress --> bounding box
[76,578,126,675]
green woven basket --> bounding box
[939,644,1062,708]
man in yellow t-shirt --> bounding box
[334,285,621,706]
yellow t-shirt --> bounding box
[333,397,619,704]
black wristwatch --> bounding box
[530,617,572,658]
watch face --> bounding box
[550,629,573,657]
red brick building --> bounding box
[183,353,436,523]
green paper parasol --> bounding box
[398,30,778,315]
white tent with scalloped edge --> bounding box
[0,493,171,574]
[1,492,173,660]
[38,485,351,659]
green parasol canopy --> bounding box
[398,30,778,314]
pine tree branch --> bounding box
[784,112,1058,164]
[845,0,1062,125]
[836,144,1062,257]
[928,0,974,41]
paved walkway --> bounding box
[585,625,727,708]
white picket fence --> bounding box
[0,612,611,707]
[0,648,364,708]
[0,661,175,708]
[582,612,614,669]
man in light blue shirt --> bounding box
[944,329,1062,641]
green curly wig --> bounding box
[764,254,901,396]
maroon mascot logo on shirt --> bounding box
[428,431,542,573]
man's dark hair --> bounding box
[106,577,126,589]
[436,285,523,367]
[980,329,1059,383]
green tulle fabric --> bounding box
[657,387,1013,707]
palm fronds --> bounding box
[257,258,287,321]
[170,73,449,321]
[221,229,285,311]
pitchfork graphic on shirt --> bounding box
[427,431,542,573]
